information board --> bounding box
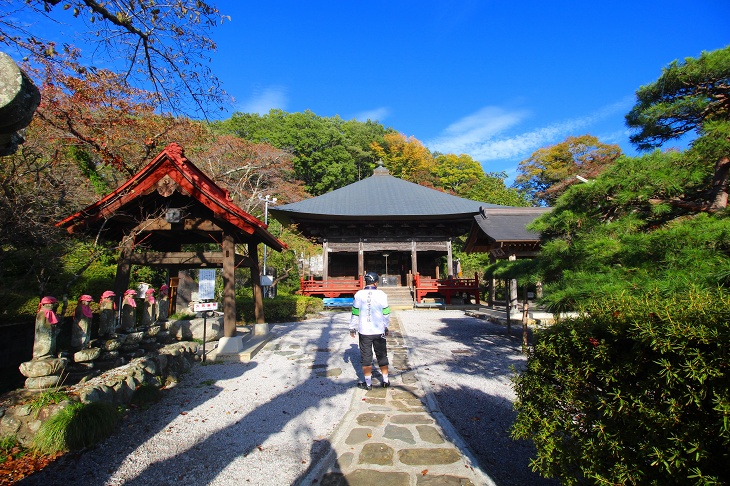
[198,269,216,300]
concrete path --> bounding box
[300,315,493,485]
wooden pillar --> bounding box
[522,284,530,350]
[488,254,496,307]
[411,240,418,276]
[249,242,265,324]
[509,253,518,310]
[446,240,453,278]
[113,235,134,297]
[222,234,237,338]
[358,241,364,278]
[322,240,329,280]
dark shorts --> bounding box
[358,333,389,367]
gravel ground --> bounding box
[21,309,557,486]
[398,309,558,486]
[21,312,359,486]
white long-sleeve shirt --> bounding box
[349,286,390,335]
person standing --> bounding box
[350,271,391,390]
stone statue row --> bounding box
[97,284,170,345]
[22,285,171,390]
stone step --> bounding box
[379,287,414,309]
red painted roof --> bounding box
[57,143,286,251]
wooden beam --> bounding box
[125,251,253,267]
[131,218,225,233]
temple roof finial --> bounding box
[373,159,389,176]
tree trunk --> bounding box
[710,156,730,211]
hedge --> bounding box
[512,290,730,485]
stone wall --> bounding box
[0,341,199,447]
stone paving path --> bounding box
[302,315,493,486]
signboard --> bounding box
[198,269,216,300]
[260,275,274,286]
[193,302,219,312]
[136,282,150,298]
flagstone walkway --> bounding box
[301,315,493,486]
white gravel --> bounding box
[398,309,557,486]
[22,309,556,486]
[22,312,359,486]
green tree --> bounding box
[213,110,388,195]
[433,153,485,193]
[433,153,529,206]
[626,45,730,211]
[525,148,730,311]
[513,134,622,206]
[509,147,730,484]
[458,172,530,207]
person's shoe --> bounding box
[357,382,372,390]
[381,381,391,388]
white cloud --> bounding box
[351,107,390,123]
[238,86,288,114]
[426,100,632,163]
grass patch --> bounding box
[200,360,223,366]
[198,379,216,387]
[32,402,120,454]
[27,389,70,418]
[0,435,24,463]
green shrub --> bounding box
[32,401,120,454]
[236,294,322,323]
[512,290,730,485]
[130,383,162,409]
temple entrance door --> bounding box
[365,251,407,286]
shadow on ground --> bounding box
[400,311,559,486]
[20,313,354,485]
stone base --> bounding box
[208,332,272,362]
[254,322,270,336]
[216,335,244,354]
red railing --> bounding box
[299,276,364,298]
[413,272,481,304]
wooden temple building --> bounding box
[271,161,548,304]
[464,206,551,258]
[56,143,286,353]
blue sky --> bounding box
[4,1,729,181]
[208,0,729,179]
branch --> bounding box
[647,197,715,213]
